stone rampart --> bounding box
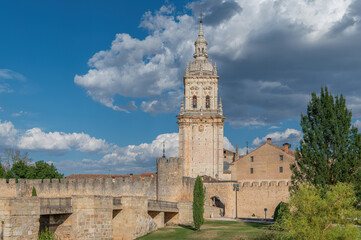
[204,180,291,219]
[0,177,156,198]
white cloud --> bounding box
[12,110,28,117]
[0,119,237,173]
[0,120,18,147]
[0,69,25,81]
[74,10,194,113]
[223,136,235,152]
[74,0,361,126]
[354,120,361,129]
[252,128,303,146]
[58,132,235,174]
[17,128,110,154]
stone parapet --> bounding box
[0,177,156,199]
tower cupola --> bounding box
[193,19,208,61]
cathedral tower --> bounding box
[177,19,225,179]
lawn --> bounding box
[137,220,273,240]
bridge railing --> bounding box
[148,200,178,210]
[40,197,72,215]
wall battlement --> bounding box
[0,176,156,198]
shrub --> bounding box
[279,183,361,240]
[32,186,37,197]
[38,228,55,240]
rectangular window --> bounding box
[250,156,254,162]
[280,155,283,161]
[250,168,254,174]
[279,167,283,173]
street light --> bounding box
[233,183,239,219]
[264,208,267,220]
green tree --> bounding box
[279,183,361,240]
[11,160,29,178]
[33,160,63,179]
[291,87,361,199]
[193,176,205,230]
[0,164,6,178]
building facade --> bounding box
[177,19,225,179]
[230,138,295,181]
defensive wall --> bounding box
[0,177,156,198]
[204,180,291,219]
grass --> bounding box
[137,220,273,240]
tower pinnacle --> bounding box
[193,16,208,60]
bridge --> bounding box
[40,197,179,215]
[36,195,186,239]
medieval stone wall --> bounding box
[0,197,40,240]
[204,180,290,219]
[0,177,156,199]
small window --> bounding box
[192,95,197,108]
[206,95,210,108]
[250,156,254,162]
[250,168,254,174]
[279,167,283,173]
[280,155,283,161]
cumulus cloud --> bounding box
[74,7,194,113]
[75,0,361,126]
[0,120,18,147]
[72,133,235,173]
[354,120,361,129]
[17,128,110,154]
[0,119,236,173]
[252,128,303,146]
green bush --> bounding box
[38,228,55,240]
[278,183,361,240]
[193,176,205,230]
[32,186,37,197]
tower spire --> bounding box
[193,14,208,60]
[199,13,204,36]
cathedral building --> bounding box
[177,19,225,180]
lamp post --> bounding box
[264,208,267,220]
[233,183,239,219]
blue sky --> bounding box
[1,0,361,176]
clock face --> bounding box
[199,125,204,132]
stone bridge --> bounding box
[39,197,179,215]
[0,196,192,240]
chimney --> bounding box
[267,138,272,144]
[283,143,290,153]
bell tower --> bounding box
[177,18,225,179]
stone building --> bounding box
[230,138,295,181]
[177,18,225,180]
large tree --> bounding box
[291,87,361,199]
[193,176,205,230]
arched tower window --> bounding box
[192,96,197,108]
[206,95,210,108]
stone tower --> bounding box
[177,19,225,179]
